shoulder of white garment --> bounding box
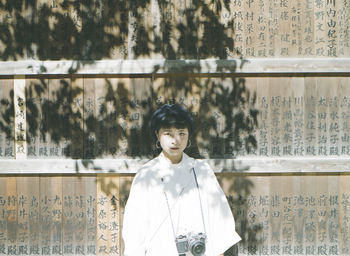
[131,157,162,188]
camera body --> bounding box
[175,232,206,256]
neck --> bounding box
[162,151,183,164]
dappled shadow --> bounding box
[0,0,262,254]
[219,174,263,255]
[0,0,128,62]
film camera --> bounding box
[175,232,207,256]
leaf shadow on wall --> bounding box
[0,0,262,254]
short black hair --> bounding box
[150,104,194,141]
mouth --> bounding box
[170,147,179,150]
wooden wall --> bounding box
[1,73,350,255]
[0,0,349,60]
[2,75,350,159]
[1,174,350,255]
[1,0,350,255]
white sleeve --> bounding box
[202,163,242,255]
[122,172,149,256]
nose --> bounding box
[171,134,181,144]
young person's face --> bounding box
[157,127,189,164]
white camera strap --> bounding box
[191,165,207,236]
[146,161,207,254]
[163,161,207,240]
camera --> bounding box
[175,232,206,256]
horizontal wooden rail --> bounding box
[1,157,350,174]
[1,59,350,77]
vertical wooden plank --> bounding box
[149,0,162,59]
[97,175,121,256]
[256,77,270,157]
[243,0,257,57]
[74,177,87,255]
[85,176,97,255]
[129,78,153,157]
[255,0,268,57]
[96,174,108,256]
[302,0,314,56]
[109,176,121,256]
[269,78,282,157]
[267,0,279,57]
[23,1,35,60]
[328,175,340,255]
[316,176,329,255]
[119,175,133,255]
[242,77,258,156]
[16,177,31,255]
[83,78,97,159]
[71,78,84,159]
[325,0,337,57]
[281,175,294,255]
[314,0,327,56]
[0,8,8,58]
[6,177,17,255]
[93,78,131,158]
[127,3,137,59]
[14,76,27,159]
[39,176,62,255]
[291,77,305,156]
[280,77,293,156]
[328,78,341,156]
[148,0,163,59]
[304,77,317,156]
[0,79,15,159]
[255,176,270,254]
[39,177,50,255]
[51,177,63,256]
[47,78,76,159]
[26,78,49,159]
[339,174,350,254]
[210,77,225,158]
[194,77,212,158]
[46,78,62,158]
[28,177,40,255]
[94,78,108,159]
[269,176,283,255]
[302,175,317,255]
[286,0,299,56]
[62,176,75,256]
[112,78,130,158]
[0,177,7,255]
[232,0,244,56]
[107,0,128,59]
[339,77,350,156]
[278,0,290,57]
[316,77,330,157]
[337,1,350,56]
[292,176,304,255]
[220,0,235,57]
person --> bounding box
[122,104,241,256]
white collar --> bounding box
[158,151,187,169]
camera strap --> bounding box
[163,183,178,241]
[191,165,207,236]
[162,161,207,241]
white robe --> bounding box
[122,152,241,256]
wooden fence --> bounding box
[1,173,350,255]
[1,0,350,255]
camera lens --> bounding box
[190,242,205,256]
